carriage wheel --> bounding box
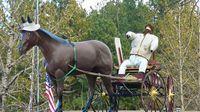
[141,71,166,112]
[91,78,109,112]
[166,76,174,112]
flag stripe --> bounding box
[45,75,55,112]
[45,89,55,106]
[45,92,55,111]
[44,62,55,112]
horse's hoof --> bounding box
[55,108,63,112]
[82,107,88,112]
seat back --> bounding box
[115,37,124,66]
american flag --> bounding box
[45,66,55,112]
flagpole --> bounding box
[35,0,40,111]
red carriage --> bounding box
[91,38,175,112]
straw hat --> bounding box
[145,24,154,32]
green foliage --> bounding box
[84,0,155,68]
[86,13,118,51]
[118,97,141,110]
[62,77,88,110]
[39,0,87,41]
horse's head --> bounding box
[19,16,40,55]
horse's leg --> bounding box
[101,76,116,112]
[54,70,65,112]
[55,80,64,112]
[82,75,97,112]
[48,74,57,90]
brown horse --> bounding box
[19,17,115,112]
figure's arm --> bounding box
[126,31,137,40]
[150,36,159,52]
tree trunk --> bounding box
[0,56,5,112]
[28,48,36,112]
[116,0,119,30]
[28,72,34,112]
[178,9,184,111]
[1,34,15,111]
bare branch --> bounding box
[189,0,199,27]
[13,1,24,15]
[0,66,32,96]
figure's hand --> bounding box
[126,31,132,39]
[126,35,130,39]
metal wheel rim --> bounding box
[166,76,174,112]
[141,71,166,112]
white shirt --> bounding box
[126,31,159,60]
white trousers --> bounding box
[118,55,148,74]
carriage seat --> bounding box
[114,60,160,73]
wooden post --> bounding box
[115,37,124,66]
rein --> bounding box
[67,64,160,81]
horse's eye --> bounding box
[21,30,25,33]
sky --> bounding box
[76,0,149,14]
[76,0,110,13]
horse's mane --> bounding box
[38,29,74,46]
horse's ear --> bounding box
[21,17,26,23]
[27,15,32,23]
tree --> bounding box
[0,0,34,111]
[156,0,200,110]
